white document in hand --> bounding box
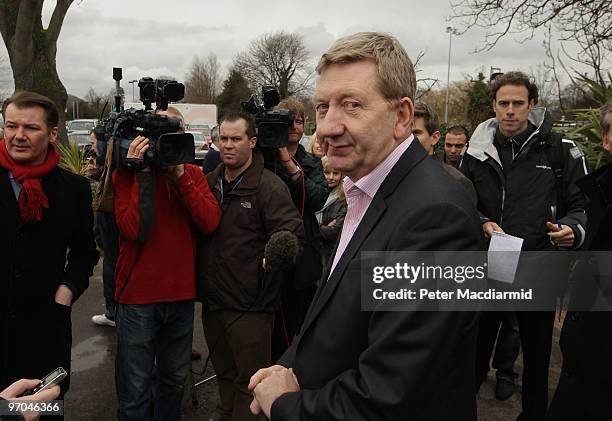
[487,231,524,284]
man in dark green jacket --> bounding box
[196,111,304,421]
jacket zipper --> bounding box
[500,187,505,227]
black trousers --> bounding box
[271,284,316,362]
[95,211,119,319]
[491,311,521,382]
[476,311,555,421]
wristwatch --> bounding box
[288,164,302,177]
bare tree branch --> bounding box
[543,25,566,113]
[184,53,221,103]
[234,31,312,98]
[414,50,441,99]
[47,0,73,45]
[450,0,612,59]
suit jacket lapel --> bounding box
[299,141,428,335]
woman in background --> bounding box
[307,133,325,158]
[317,156,347,267]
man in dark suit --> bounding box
[0,91,99,411]
[545,100,612,421]
[248,32,484,421]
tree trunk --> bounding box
[13,41,69,141]
[0,0,73,142]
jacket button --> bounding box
[570,312,580,321]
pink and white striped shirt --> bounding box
[328,135,414,278]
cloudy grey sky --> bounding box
[0,0,583,99]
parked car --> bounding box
[188,123,212,143]
[188,131,209,164]
[67,119,97,135]
[68,132,94,155]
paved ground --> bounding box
[65,263,563,420]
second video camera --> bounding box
[241,86,294,149]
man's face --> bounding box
[3,103,57,165]
[314,60,412,181]
[602,114,612,155]
[412,117,439,155]
[444,132,467,165]
[219,119,256,169]
[493,84,534,137]
[288,113,304,144]
[90,131,98,155]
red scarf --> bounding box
[0,139,60,222]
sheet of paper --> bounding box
[487,231,524,284]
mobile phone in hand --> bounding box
[22,367,67,396]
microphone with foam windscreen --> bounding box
[264,230,300,271]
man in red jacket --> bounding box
[113,107,221,420]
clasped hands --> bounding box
[248,365,300,419]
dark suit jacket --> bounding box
[0,165,98,392]
[272,140,484,421]
[546,162,612,421]
[202,147,221,174]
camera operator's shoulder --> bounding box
[296,146,322,170]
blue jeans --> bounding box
[115,301,194,421]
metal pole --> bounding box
[194,374,217,387]
[444,27,453,125]
[129,80,137,103]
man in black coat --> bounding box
[460,71,588,421]
[248,32,483,421]
[546,100,612,421]
[0,92,98,406]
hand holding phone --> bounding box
[22,367,67,396]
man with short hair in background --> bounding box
[461,71,588,421]
[197,111,303,421]
[413,101,476,204]
[203,124,221,174]
[442,125,469,166]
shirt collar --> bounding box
[494,122,535,149]
[343,134,414,199]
